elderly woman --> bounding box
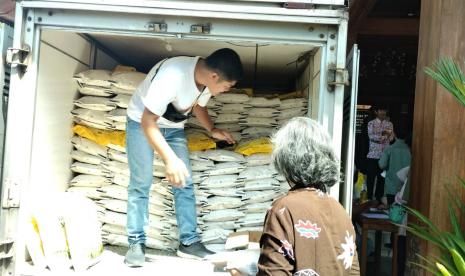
[229,117,360,276]
[258,117,360,275]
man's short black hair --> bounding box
[205,48,243,82]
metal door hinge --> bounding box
[6,46,30,69]
[0,239,13,261]
[191,23,211,34]
[2,179,21,209]
[327,65,349,91]
[147,22,167,32]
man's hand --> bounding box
[165,157,189,188]
[211,128,236,144]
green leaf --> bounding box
[450,249,465,276]
[436,262,453,276]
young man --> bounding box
[366,105,393,203]
[125,48,243,266]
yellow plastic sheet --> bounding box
[73,125,126,147]
[187,132,216,152]
[234,137,273,156]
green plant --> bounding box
[406,180,465,276]
[424,58,465,107]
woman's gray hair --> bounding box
[271,117,340,191]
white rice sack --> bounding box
[192,172,206,184]
[202,221,239,230]
[204,162,246,176]
[71,109,112,129]
[230,132,242,143]
[102,233,175,251]
[243,178,280,191]
[200,175,242,189]
[238,213,266,227]
[71,136,107,158]
[106,108,127,123]
[278,98,308,110]
[205,196,243,210]
[110,121,126,131]
[207,109,218,118]
[108,149,128,163]
[215,123,244,133]
[191,159,215,172]
[206,98,223,109]
[31,196,72,271]
[189,151,207,161]
[241,202,272,213]
[201,229,233,243]
[245,108,280,118]
[245,153,271,166]
[246,97,281,107]
[101,160,130,176]
[107,143,126,153]
[74,69,112,88]
[67,186,102,200]
[277,118,291,126]
[78,85,114,97]
[276,108,307,120]
[242,190,277,204]
[71,162,111,177]
[25,217,47,269]
[110,94,131,108]
[69,174,111,188]
[277,174,287,182]
[237,226,263,232]
[215,113,244,124]
[110,71,146,91]
[241,127,275,138]
[220,103,250,114]
[201,149,246,162]
[239,117,278,127]
[202,209,245,222]
[62,194,103,272]
[204,188,245,197]
[70,150,106,165]
[108,86,135,95]
[238,165,277,181]
[214,93,249,104]
[187,117,204,129]
[74,96,117,111]
[97,185,128,201]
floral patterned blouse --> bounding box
[257,188,360,276]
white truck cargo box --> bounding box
[0,1,358,274]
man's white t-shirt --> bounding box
[127,56,211,128]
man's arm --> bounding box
[192,105,235,144]
[141,108,189,186]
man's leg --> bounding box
[375,165,385,201]
[164,128,199,244]
[125,118,154,266]
[164,128,213,259]
[366,158,377,200]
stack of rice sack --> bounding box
[68,69,178,251]
[187,150,246,251]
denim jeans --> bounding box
[126,118,199,246]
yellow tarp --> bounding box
[73,125,126,147]
[187,132,216,152]
[234,137,273,156]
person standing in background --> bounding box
[366,105,393,204]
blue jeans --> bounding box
[126,118,199,246]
